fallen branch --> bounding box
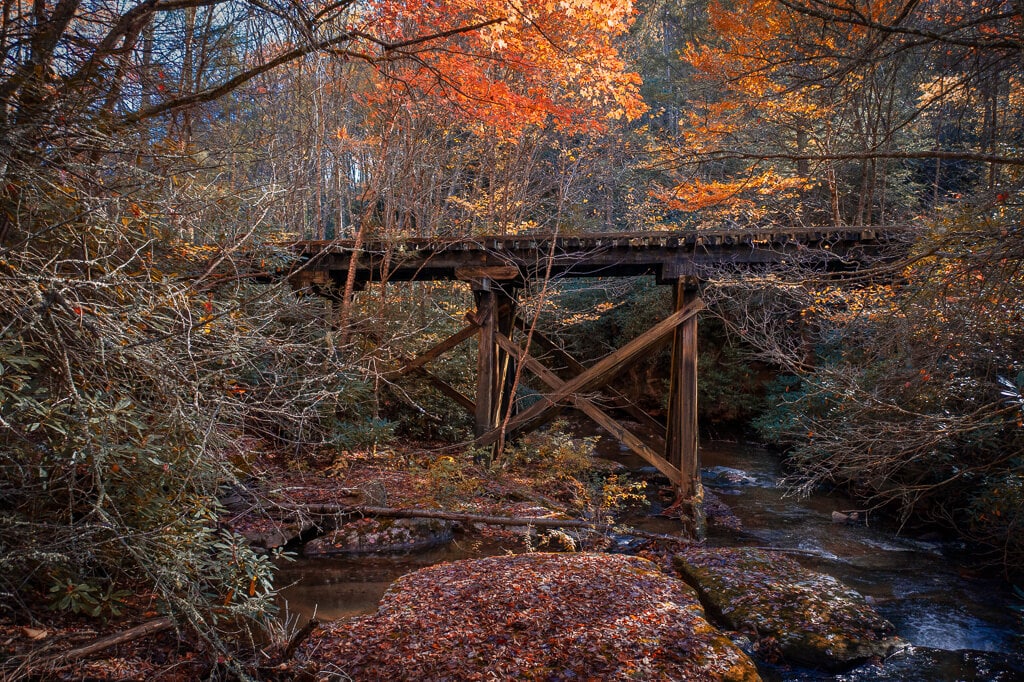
[30,616,174,671]
[283,617,320,662]
[277,503,693,543]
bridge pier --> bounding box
[470,280,518,439]
[666,278,704,535]
[319,273,707,536]
[472,291,705,535]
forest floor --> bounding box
[2,431,694,681]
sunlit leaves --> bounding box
[355,0,646,136]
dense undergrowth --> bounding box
[744,208,1024,580]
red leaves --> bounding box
[357,0,645,136]
[296,553,759,680]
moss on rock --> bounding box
[674,547,901,671]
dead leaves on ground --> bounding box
[297,552,761,681]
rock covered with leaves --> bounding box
[296,552,761,681]
[303,517,455,557]
[674,547,900,671]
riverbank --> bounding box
[4,431,1022,680]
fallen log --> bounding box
[30,616,175,671]
[276,504,693,544]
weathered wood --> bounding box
[396,324,477,377]
[513,319,666,439]
[495,291,518,425]
[287,227,907,286]
[474,289,497,437]
[496,333,682,485]
[666,283,701,499]
[32,617,175,670]
[665,281,704,538]
[279,504,692,543]
[414,367,475,414]
[283,618,320,662]
[455,265,520,281]
[475,299,704,448]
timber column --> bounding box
[473,284,498,437]
[665,277,704,537]
[463,268,519,439]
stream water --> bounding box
[277,438,1024,680]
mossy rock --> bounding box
[303,517,454,557]
[296,552,762,681]
[674,547,901,671]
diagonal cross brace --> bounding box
[495,333,683,485]
[513,318,667,441]
[392,324,478,377]
[475,298,704,449]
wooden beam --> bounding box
[495,292,518,424]
[666,283,701,498]
[513,319,666,440]
[395,324,478,377]
[497,334,682,485]
[475,298,704,448]
[474,289,498,437]
[414,367,475,414]
[455,266,520,281]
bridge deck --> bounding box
[287,227,907,289]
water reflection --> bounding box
[277,436,1023,680]
[277,537,521,625]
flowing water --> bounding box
[277,438,1024,680]
[693,441,1023,681]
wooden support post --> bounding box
[666,278,703,536]
[474,284,498,438]
[495,290,518,422]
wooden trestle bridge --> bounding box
[283,227,905,531]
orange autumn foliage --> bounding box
[656,0,844,218]
[347,0,646,136]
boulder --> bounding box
[296,553,762,681]
[228,513,312,551]
[674,547,901,671]
[303,517,454,557]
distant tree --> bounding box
[651,0,1023,225]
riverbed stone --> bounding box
[296,552,762,681]
[303,517,454,557]
[673,547,901,671]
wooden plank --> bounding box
[396,324,477,377]
[497,334,682,485]
[513,319,666,439]
[475,298,704,448]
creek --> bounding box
[277,438,1023,680]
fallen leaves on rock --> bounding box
[296,552,761,681]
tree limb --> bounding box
[29,616,175,671]
[277,504,693,543]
